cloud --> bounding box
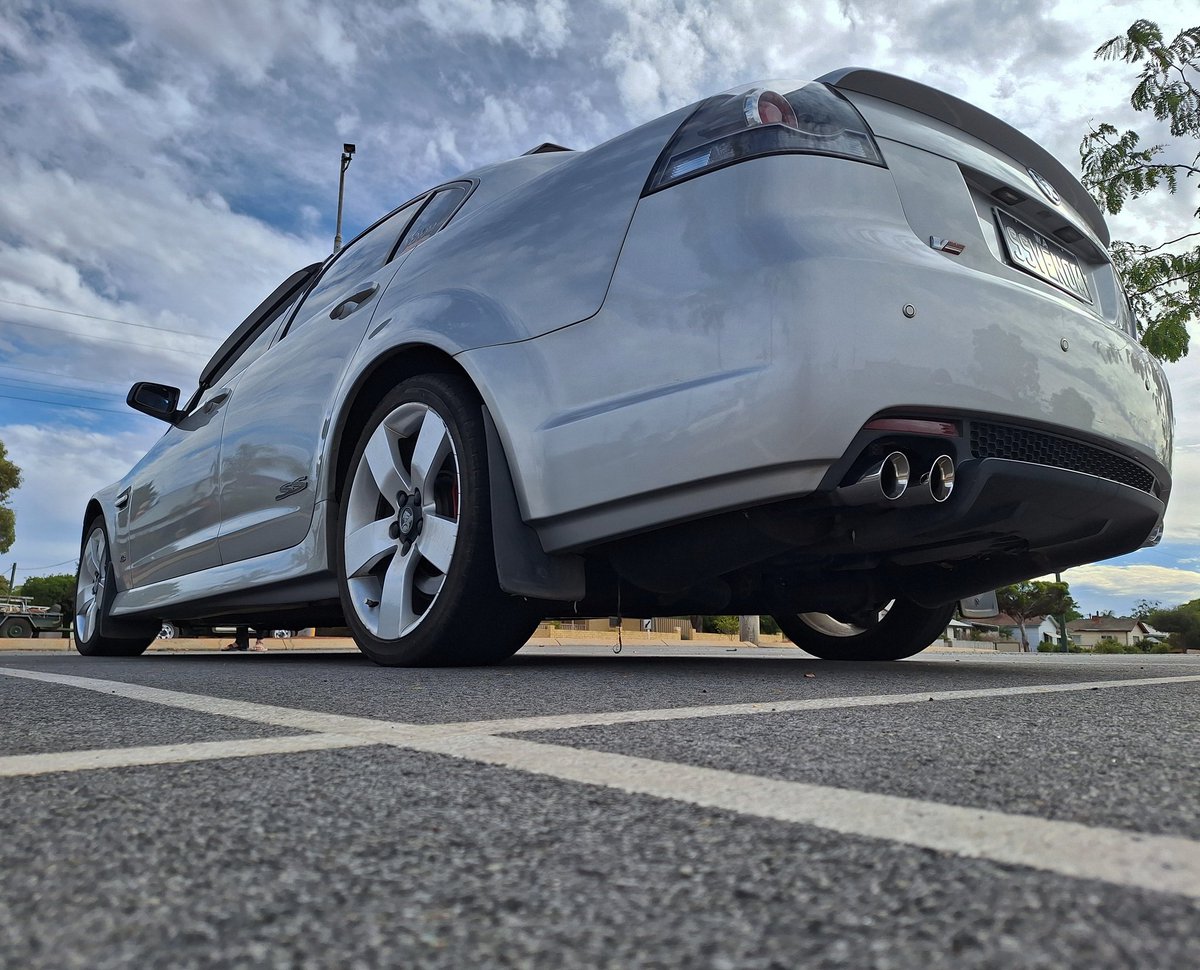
[413,0,571,53]
[106,0,359,84]
[0,419,161,574]
[1063,563,1200,604]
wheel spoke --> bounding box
[417,513,457,573]
[364,423,410,501]
[410,410,450,494]
[344,518,396,578]
[376,548,419,639]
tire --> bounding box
[158,622,178,639]
[3,617,34,638]
[773,597,955,661]
[336,374,539,666]
[74,517,153,657]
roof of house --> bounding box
[1066,616,1143,633]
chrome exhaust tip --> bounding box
[880,451,910,500]
[928,454,955,503]
[835,451,909,505]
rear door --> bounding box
[214,196,435,564]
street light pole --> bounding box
[1055,570,1069,652]
[333,143,355,253]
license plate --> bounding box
[995,210,1091,304]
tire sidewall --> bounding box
[776,598,955,661]
[74,519,116,654]
[74,517,152,657]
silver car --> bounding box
[74,68,1172,666]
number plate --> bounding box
[995,210,1091,304]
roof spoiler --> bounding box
[818,68,1108,248]
[522,142,573,155]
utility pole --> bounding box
[333,143,356,253]
[739,614,760,646]
[1055,570,1069,652]
[7,563,15,594]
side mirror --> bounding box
[959,590,999,618]
[127,382,180,422]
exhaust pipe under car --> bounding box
[900,454,956,505]
[835,451,909,505]
[927,454,955,503]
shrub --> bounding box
[703,615,740,635]
[1148,641,1176,654]
[1092,638,1130,654]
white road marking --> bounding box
[409,733,1200,902]
[0,734,371,778]
[428,674,1200,736]
[4,665,1197,739]
[2,665,1199,899]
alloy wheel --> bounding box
[76,527,108,643]
[343,401,461,639]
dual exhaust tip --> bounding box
[837,452,955,506]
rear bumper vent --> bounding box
[969,421,1157,495]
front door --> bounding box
[121,384,230,587]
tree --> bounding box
[1079,20,1200,362]
[0,439,20,554]
[19,574,75,614]
[996,581,1077,651]
[1132,597,1164,619]
[1146,599,1200,650]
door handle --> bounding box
[204,389,231,414]
[330,284,379,320]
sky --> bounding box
[0,0,1196,617]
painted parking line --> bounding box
[0,733,370,778]
[408,733,1200,902]
[5,665,1198,740]
[428,674,1200,736]
[3,665,1198,900]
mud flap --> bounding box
[483,407,585,601]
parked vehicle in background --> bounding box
[2,596,62,638]
[75,68,1172,666]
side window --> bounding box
[394,185,468,259]
[287,199,423,335]
[219,292,303,384]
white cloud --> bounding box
[106,0,359,83]
[413,0,571,53]
[1063,563,1200,604]
[1,420,161,575]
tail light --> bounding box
[646,81,885,194]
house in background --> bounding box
[968,613,1060,650]
[1066,615,1155,648]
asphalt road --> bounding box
[1,646,1197,969]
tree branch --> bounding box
[1142,231,1200,254]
